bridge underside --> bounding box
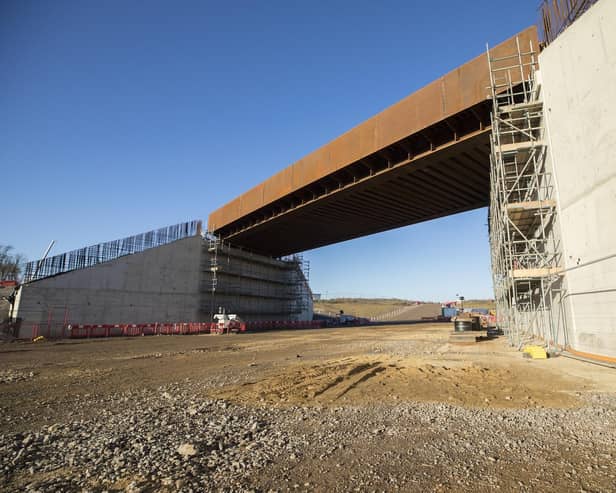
[209,27,538,257]
[218,123,492,257]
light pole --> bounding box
[456,293,465,312]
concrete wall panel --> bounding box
[16,237,204,338]
[540,0,616,358]
[14,235,314,339]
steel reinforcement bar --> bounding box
[24,220,202,282]
[539,0,599,44]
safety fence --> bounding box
[27,319,324,340]
[28,322,216,340]
[24,220,202,282]
[539,0,598,44]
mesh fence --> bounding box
[24,220,201,282]
[539,0,599,44]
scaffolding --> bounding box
[487,37,562,348]
[284,254,311,317]
[207,235,220,319]
[204,235,311,320]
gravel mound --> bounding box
[0,384,302,492]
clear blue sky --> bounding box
[1,1,539,300]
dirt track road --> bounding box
[1,324,615,491]
[382,302,441,321]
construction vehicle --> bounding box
[212,308,243,334]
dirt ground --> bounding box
[1,323,615,491]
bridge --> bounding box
[208,27,538,257]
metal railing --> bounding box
[539,0,599,44]
[24,220,202,282]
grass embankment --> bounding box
[313,298,415,318]
[463,299,496,311]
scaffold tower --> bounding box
[207,235,220,318]
[487,37,563,348]
[204,234,311,320]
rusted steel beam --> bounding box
[208,27,538,255]
[220,128,491,251]
[219,131,491,256]
[209,26,537,234]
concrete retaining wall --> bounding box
[15,236,204,338]
[540,0,616,358]
[14,235,314,339]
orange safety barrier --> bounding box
[55,319,321,340]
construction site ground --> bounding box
[1,323,615,492]
[313,299,441,320]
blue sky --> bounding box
[1,1,540,300]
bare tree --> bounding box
[0,245,26,281]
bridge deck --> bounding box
[208,27,538,257]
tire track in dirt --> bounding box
[210,356,584,409]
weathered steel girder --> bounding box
[208,27,538,257]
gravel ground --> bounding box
[1,382,302,491]
[1,325,615,492]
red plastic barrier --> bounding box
[63,318,323,339]
[122,324,140,337]
[68,325,87,338]
[89,325,105,338]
